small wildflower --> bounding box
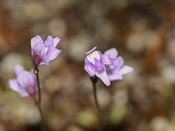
[8,65,37,99]
[31,35,62,67]
[84,47,134,86]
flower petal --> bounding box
[95,69,110,86]
[17,72,34,88]
[8,79,21,92]
[43,48,62,64]
[15,65,25,76]
[107,69,123,81]
[87,53,96,65]
[40,60,49,65]
[85,47,97,55]
[87,51,101,65]
[30,69,35,77]
[33,41,46,56]
[104,48,118,59]
[30,69,37,84]
[8,79,29,97]
[84,64,95,76]
[113,56,124,70]
[119,65,134,75]
[53,37,61,47]
[103,54,112,65]
[31,35,43,55]
[94,58,104,71]
[44,35,54,48]
[18,91,29,97]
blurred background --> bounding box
[0,0,175,131]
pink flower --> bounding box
[84,47,134,86]
[8,65,37,99]
[31,35,62,67]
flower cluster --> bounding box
[84,47,134,86]
[8,65,37,99]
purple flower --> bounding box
[8,65,37,99]
[84,47,134,86]
[31,35,62,67]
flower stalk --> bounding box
[34,67,44,131]
[91,76,101,113]
[38,104,44,131]
[34,67,41,105]
[90,76,104,131]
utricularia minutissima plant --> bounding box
[8,36,133,130]
[84,47,133,128]
[8,35,62,130]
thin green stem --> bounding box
[34,67,44,131]
[38,105,44,131]
[90,76,104,131]
[92,78,101,113]
[34,67,41,105]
